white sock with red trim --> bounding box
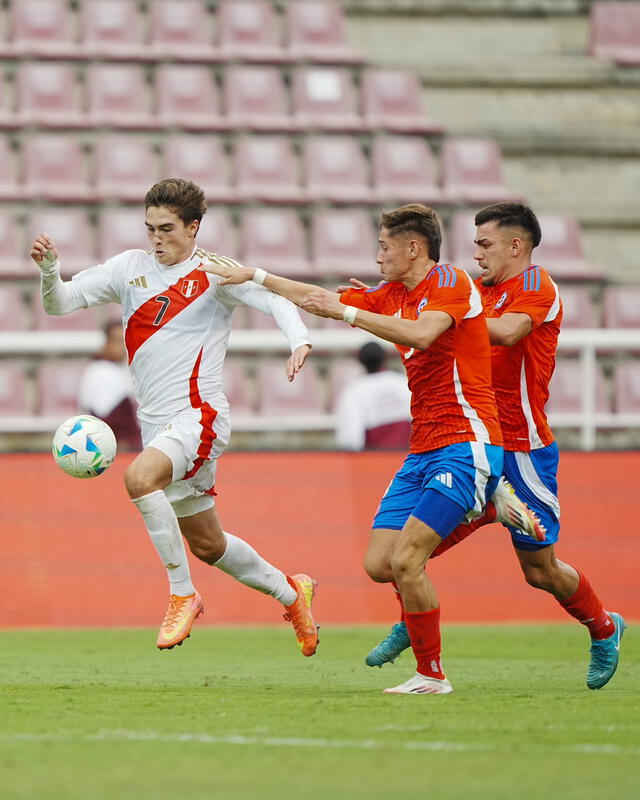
[214,532,296,605]
[132,490,195,597]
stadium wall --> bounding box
[1,451,637,627]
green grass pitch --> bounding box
[0,625,637,800]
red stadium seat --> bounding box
[292,67,363,132]
[28,208,95,278]
[361,69,443,135]
[0,362,30,415]
[558,285,599,329]
[97,207,145,261]
[80,0,146,61]
[163,135,234,203]
[234,136,304,204]
[240,209,312,278]
[148,0,217,62]
[8,0,80,59]
[196,208,240,261]
[310,209,378,281]
[22,134,92,202]
[256,359,325,416]
[0,210,27,277]
[223,66,295,132]
[534,213,602,281]
[93,136,159,202]
[216,0,288,63]
[590,2,640,66]
[603,286,640,328]
[0,135,21,200]
[371,136,444,205]
[155,65,227,131]
[303,136,372,204]
[87,64,155,129]
[0,284,29,330]
[32,294,105,331]
[441,137,521,204]
[613,362,640,413]
[448,211,478,273]
[0,71,16,129]
[37,359,89,417]
[284,1,365,65]
[548,359,609,414]
[222,359,255,415]
[15,62,85,128]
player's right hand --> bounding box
[197,261,253,285]
[30,233,59,270]
[336,277,370,294]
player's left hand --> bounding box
[301,288,343,319]
[286,344,312,382]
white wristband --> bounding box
[342,305,358,325]
[253,268,268,285]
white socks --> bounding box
[132,490,195,597]
[214,532,296,606]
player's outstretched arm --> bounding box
[31,233,59,270]
[31,232,86,316]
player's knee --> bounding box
[124,461,163,499]
[363,553,393,583]
[389,548,413,581]
[188,539,224,565]
[521,565,554,592]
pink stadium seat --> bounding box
[216,0,288,63]
[292,67,363,131]
[0,285,29,330]
[448,211,477,272]
[38,359,88,417]
[97,208,145,261]
[0,210,26,277]
[590,2,640,66]
[22,134,92,202]
[86,64,154,129]
[196,208,240,260]
[80,0,146,61]
[310,209,379,281]
[559,285,599,329]
[303,136,372,204]
[164,135,234,203]
[0,135,21,200]
[256,359,325,416]
[28,208,95,278]
[245,304,324,331]
[534,213,603,281]
[0,362,30,415]
[15,62,85,128]
[32,294,105,331]
[0,71,16,129]
[8,0,80,59]
[222,359,255,415]
[240,209,312,278]
[148,0,217,62]
[93,136,159,202]
[548,359,609,414]
[371,136,444,205]
[155,65,227,131]
[441,138,521,204]
[603,286,640,328]
[613,363,640,413]
[284,0,365,65]
[361,69,443,135]
[234,136,304,204]
[223,66,295,132]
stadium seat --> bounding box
[548,359,609,414]
[28,208,95,277]
[441,138,521,204]
[256,359,325,416]
[32,294,105,331]
[603,285,640,328]
[0,362,30,415]
[97,208,145,262]
[223,66,295,132]
[448,211,478,273]
[0,284,29,330]
[163,135,235,203]
[234,136,304,204]
[147,0,218,62]
[284,0,365,65]
[8,0,80,59]
[303,136,372,204]
[222,359,255,415]
[0,135,21,200]
[196,208,240,260]
[15,62,86,128]
[534,213,602,281]
[613,362,640,413]
[240,209,313,277]
[590,2,640,66]
[292,67,363,132]
[361,69,443,135]
[80,0,146,61]
[37,359,88,417]
[310,209,379,281]
[22,134,92,202]
[86,64,154,129]
[371,136,444,205]
[155,65,228,131]
[216,0,288,64]
[93,136,159,202]
[0,210,26,277]
[0,71,16,129]
[558,285,599,329]
[245,304,324,331]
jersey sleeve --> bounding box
[506,269,559,329]
[339,285,385,312]
[71,251,132,306]
[422,269,473,326]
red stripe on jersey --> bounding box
[184,347,218,480]
[124,267,209,364]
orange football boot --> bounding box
[283,574,319,657]
[156,591,204,650]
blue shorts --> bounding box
[502,443,560,550]
[372,442,503,538]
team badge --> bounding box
[181,279,200,298]
[495,291,508,310]
[417,297,428,315]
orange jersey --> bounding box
[341,265,502,453]
[477,265,562,452]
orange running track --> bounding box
[1,451,637,627]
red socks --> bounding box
[404,607,445,679]
[431,501,498,559]
[391,581,405,622]
[559,570,614,640]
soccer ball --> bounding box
[52,415,117,478]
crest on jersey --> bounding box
[495,291,508,310]
[417,297,428,315]
[181,279,200,298]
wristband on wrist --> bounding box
[342,305,358,325]
[252,267,268,285]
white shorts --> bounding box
[141,405,231,517]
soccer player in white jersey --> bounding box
[30,178,319,657]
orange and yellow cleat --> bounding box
[283,574,319,657]
[156,591,204,650]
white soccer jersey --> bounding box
[70,247,310,423]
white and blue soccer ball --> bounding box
[52,415,117,478]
